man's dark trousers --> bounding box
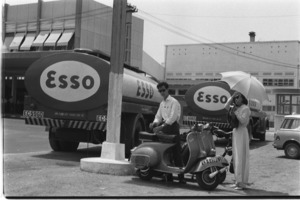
[161,121,184,167]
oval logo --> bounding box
[193,86,231,111]
[40,61,100,102]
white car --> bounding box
[273,114,300,159]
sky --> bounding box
[101,0,300,64]
[4,0,300,64]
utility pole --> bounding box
[81,0,135,175]
[100,0,127,161]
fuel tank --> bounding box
[25,52,162,112]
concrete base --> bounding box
[80,142,135,175]
[80,157,135,175]
[100,142,125,160]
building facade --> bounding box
[2,0,164,117]
[165,33,300,127]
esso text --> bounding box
[40,61,100,102]
[193,86,231,111]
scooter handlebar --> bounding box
[211,127,232,138]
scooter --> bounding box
[211,128,233,183]
[130,123,229,191]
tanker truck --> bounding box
[182,81,269,141]
[23,49,162,157]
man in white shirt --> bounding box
[149,82,185,183]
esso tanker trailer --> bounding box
[23,50,162,157]
[182,81,269,141]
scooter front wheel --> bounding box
[196,168,219,190]
[136,167,154,181]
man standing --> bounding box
[149,82,185,183]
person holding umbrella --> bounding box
[225,91,251,190]
[220,71,269,190]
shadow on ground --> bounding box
[126,177,289,196]
[31,146,102,162]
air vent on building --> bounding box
[263,72,272,76]
[274,72,283,76]
[285,72,294,76]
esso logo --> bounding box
[40,61,100,102]
[193,86,231,111]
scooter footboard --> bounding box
[191,155,229,173]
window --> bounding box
[277,94,300,115]
[168,89,176,95]
[290,119,300,129]
[280,118,300,129]
[178,89,187,96]
[263,79,294,87]
[262,105,275,112]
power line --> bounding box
[137,9,298,69]
[4,3,299,70]
[147,13,300,19]
[139,9,298,68]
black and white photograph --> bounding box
[1,0,300,198]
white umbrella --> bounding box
[220,71,269,103]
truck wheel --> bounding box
[284,143,300,159]
[259,132,266,141]
[49,137,61,151]
[196,168,219,190]
[59,140,79,152]
[122,114,145,158]
[49,128,61,151]
[48,128,79,152]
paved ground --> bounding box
[2,118,300,198]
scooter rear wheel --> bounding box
[218,170,227,184]
[136,167,154,181]
[196,168,219,190]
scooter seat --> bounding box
[139,131,157,141]
[156,132,177,143]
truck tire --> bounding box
[59,140,80,152]
[48,127,79,152]
[122,114,146,158]
[49,128,61,151]
[259,132,266,141]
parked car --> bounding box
[273,114,300,159]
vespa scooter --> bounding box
[211,127,233,183]
[130,123,229,191]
